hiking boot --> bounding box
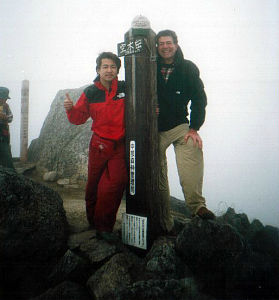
[96,231,119,243]
[196,207,216,220]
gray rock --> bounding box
[176,218,245,268]
[217,207,250,237]
[1,259,52,300]
[57,178,70,185]
[249,224,279,258]
[13,161,36,175]
[68,230,96,250]
[64,184,80,189]
[0,166,69,299]
[30,281,91,300]
[48,250,90,285]
[115,277,214,300]
[231,250,276,298]
[215,208,279,297]
[170,196,191,219]
[28,87,91,181]
[80,238,119,265]
[245,218,264,242]
[175,217,245,294]
[43,171,58,182]
[0,166,68,261]
[87,252,139,300]
[146,237,190,279]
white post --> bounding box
[20,80,29,162]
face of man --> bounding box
[157,36,178,64]
[97,58,118,85]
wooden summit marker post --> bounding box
[119,16,161,250]
[20,80,29,162]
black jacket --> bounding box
[157,46,207,131]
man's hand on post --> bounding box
[184,128,203,149]
[155,106,159,116]
[64,93,74,111]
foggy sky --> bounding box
[1,0,278,227]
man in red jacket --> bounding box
[64,52,127,242]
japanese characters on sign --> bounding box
[130,140,136,195]
[122,213,147,250]
[117,39,144,57]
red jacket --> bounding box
[67,77,125,141]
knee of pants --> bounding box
[113,169,128,186]
[99,170,128,191]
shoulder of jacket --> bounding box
[83,84,103,99]
[182,59,198,70]
[180,59,200,77]
[84,84,98,94]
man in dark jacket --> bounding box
[64,52,127,242]
[0,87,14,170]
[156,30,215,233]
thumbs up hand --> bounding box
[64,93,74,111]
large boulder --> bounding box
[47,250,90,286]
[30,281,91,300]
[28,86,91,180]
[145,237,189,280]
[217,207,250,236]
[0,167,68,261]
[87,252,141,300]
[176,215,279,299]
[0,166,69,298]
[175,217,246,297]
[115,278,212,300]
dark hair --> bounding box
[156,30,178,45]
[96,52,121,73]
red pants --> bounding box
[85,134,127,232]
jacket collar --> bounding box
[93,75,118,93]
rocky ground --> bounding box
[14,161,188,236]
[1,163,278,300]
[16,163,125,235]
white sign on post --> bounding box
[117,39,144,57]
[129,141,136,195]
[122,213,147,250]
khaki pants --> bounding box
[159,123,206,231]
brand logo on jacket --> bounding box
[117,92,125,98]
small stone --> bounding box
[57,178,70,185]
[43,171,57,182]
[63,184,80,189]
